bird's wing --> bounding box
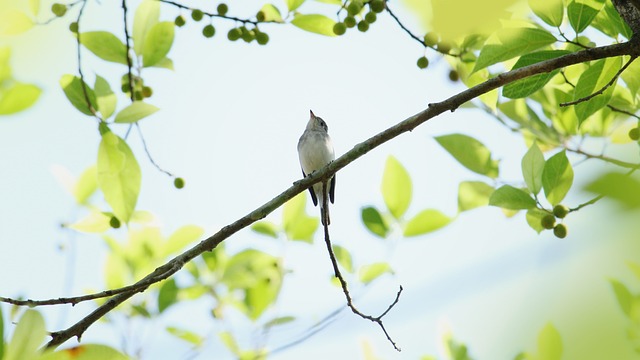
[301,168,318,206]
[329,175,335,204]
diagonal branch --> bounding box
[36,39,638,349]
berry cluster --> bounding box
[540,204,569,238]
[121,74,153,101]
[416,32,457,72]
[333,0,385,36]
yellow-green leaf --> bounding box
[95,75,117,119]
[5,310,46,360]
[529,0,564,26]
[0,10,34,36]
[542,150,573,206]
[521,142,545,195]
[283,193,318,242]
[0,83,41,115]
[286,0,305,11]
[251,221,279,238]
[114,101,159,123]
[435,134,499,178]
[537,323,562,360]
[163,225,204,256]
[361,206,389,238]
[573,57,621,125]
[381,156,412,219]
[458,181,494,212]
[259,4,283,22]
[403,209,452,237]
[291,14,336,37]
[133,0,160,55]
[359,262,392,284]
[60,74,98,116]
[68,211,111,233]
[142,22,174,67]
[489,185,536,210]
[80,31,128,64]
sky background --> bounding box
[1,0,639,359]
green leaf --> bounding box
[567,0,605,33]
[72,165,97,204]
[41,344,129,360]
[29,0,40,15]
[0,9,34,35]
[133,0,160,55]
[68,211,111,233]
[403,209,452,237]
[332,244,354,273]
[251,221,279,238]
[621,57,640,98]
[359,262,392,284]
[263,316,296,329]
[0,306,4,360]
[97,131,141,223]
[150,57,174,70]
[528,0,564,26]
[489,185,536,210]
[114,101,159,123]
[435,134,499,178]
[591,2,632,38]
[142,22,174,67]
[538,323,562,360]
[503,50,570,99]
[80,31,128,64]
[166,327,204,347]
[291,14,336,37]
[286,0,305,11]
[473,27,557,72]
[458,181,494,212]
[283,193,318,242]
[158,278,179,313]
[60,74,98,116]
[219,331,240,356]
[361,206,389,238]
[5,310,46,360]
[542,150,573,205]
[163,225,203,256]
[95,75,117,119]
[259,4,283,22]
[609,279,633,316]
[627,262,640,281]
[0,83,41,115]
[584,172,640,208]
[381,156,412,219]
[526,208,548,233]
[521,142,545,195]
[573,57,621,125]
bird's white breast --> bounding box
[298,130,335,175]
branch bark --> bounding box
[43,38,639,348]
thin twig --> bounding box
[75,0,100,120]
[136,123,174,177]
[122,0,135,103]
[608,104,640,120]
[385,3,423,46]
[320,182,402,351]
[560,55,638,107]
[567,147,640,169]
[158,0,269,25]
[569,194,604,212]
[557,28,592,49]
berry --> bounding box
[256,31,269,45]
[364,11,376,24]
[417,56,429,69]
[110,216,121,229]
[227,28,241,41]
[438,42,451,54]
[191,9,204,21]
[448,70,459,82]
[142,86,153,98]
[553,223,567,239]
[629,127,640,141]
[347,1,363,16]
[344,16,356,28]
[423,32,438,47]
[357,20,369,32]
[369,0,385,13]
[217,3,228,16]
[256,11,266,22]
[553,204,569,219]
[202,24,215,38]
[240,27,255,42]
[174,15,186,27]
[333,22,347,35]
[541,214,556,230]
[69,22,78,33]
[51,3,67,17]
[134,91,144,101]
[174,177,185,189]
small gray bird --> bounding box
[298,110,336,225]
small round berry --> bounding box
[629,127,640,141]
[347,1,363,16]
[333,22,347,35]
[142,86,153,98]
[357,20,369,32]
[344,16,357,28]
[134,91,144,101]
[191,9,204,21]
[217,3,228,16]
[110,216,121,229]
[364,12,376,24]
[448,70,459,82]
[553,204,569,219]
[256,11,266,22]
[256,31,269,45]
[423,32,438,47]
[553,223,567,239]
[51,3,67,17]
[174,15,186,27]
[69,21,78,33]
[228,28,241,41]
[417,56,429,69]
[174,177,185,189]
[541,214,556,230]
[438,42,451,54]
[369,0,385,13]
[202,24,215,38]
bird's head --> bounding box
[308,110,329,132]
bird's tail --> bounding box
[320,203,330,226]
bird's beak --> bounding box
[310,110,315,119]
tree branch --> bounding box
[33,38,638,349]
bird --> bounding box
[297,110,336,226]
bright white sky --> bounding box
[1,0,639,359]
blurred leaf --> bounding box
[251,221,279,238]
[542,150,573,205]
[473,27,556,72]
[591,2,632,38]
[166,327,204,347]
[359,262,392,284]
[283,193,318,242]
[259,4,283,22]
[610,279,633,316]
[403,209,451,237]
[567,0,605,33]
[503,50,570,99]
[291,14,336,37]
[29,0,40,15]
[95,75,116,119]
[80,31,128,64]
[158,278,179,313]
[537,323,562,360]
[0,83,41,115]
[97,131,141,223]
[5,310,45,360]
[114,101,159,123]
[68,211,111,233]
[163,225,203,257]
[489,185,536,210]
[332,245,354,273]
[574,57,621,125]
[219,331,240,356]
[142,22,174,67]
[429,0,518,41]
[0,306,3,360]
[150,57,174,70]
[458,181,494,212]
[529,0,564,26]
[0,9,34,35]
[133,0,160,55]
[621,57,640,97]
[263,316,295,329]
[361,206,389,238]
[286,0,305,11]
[526,208,547,234]
[104,250,128,289]
[522,142,545,195]
[584,172,640,208]
[627,262,640,281]
[60,74,98,116]
[41,344,129,360]
[435,134,499,178]
[381,156,413,219]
